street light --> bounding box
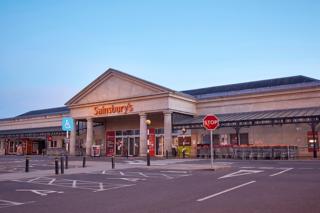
[145,119,151,166]
[182,128,186,158]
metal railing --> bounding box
[197,145,298,160]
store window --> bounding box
[50,141,57,148]
[230,133,249,145]
[202,134,219,145]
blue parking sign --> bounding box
[62,117,74,131]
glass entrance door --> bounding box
[123,137,135,156]
[155,136,164,156]
[128,137,134,156]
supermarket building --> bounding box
[0,68,319,158]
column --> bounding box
[70,119,76,156]
[139,113,147,156]
[164,111,172,155]
[86,118,93,156]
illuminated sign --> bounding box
[94,103,133,116]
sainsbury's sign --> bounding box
[94,103,134,116]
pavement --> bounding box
[0,157,228,181]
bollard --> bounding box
[55,157,59,175]
[65,155,68,169]
[111,155,115,169]
[147,152,150,166]
[166,150,169,159]
[60,156,64,174]
[82,156,86,168]
[25,157,29,172]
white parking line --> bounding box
[99,183,104,191]
[258,167,275,170]
[270,168,293,177]
[27,177,42,183]
[218,170,263,179]
[197,181,256,202]
[161,174,174,179]
[160,171,188,174]
[138,172,149,178]
[0,199,34,209]
[72,180,77,188]
[48,179,56,185]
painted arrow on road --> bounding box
[218,170,263,179]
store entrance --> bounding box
[115,136,140,157]
[123,137,135,156]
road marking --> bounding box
[27,177,42,183]
[258,167,275,170]
[160,171,188,174]
[16,189,64,196]
[102,170,106,174]
[48,179,56,185]
[240,167,255,169]
[197,181,256,202]
[99,183,104,191]
[138,172,149,178]
[161,174,174,179]
[93,184,134,193]
[120,172,125,176]
[107,177,146,182]
[0,199,34,209]
[270,168,293,177]
[219,170,263,179]
[13,177,132,192]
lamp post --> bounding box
[182,128,186,158]
[145,119,151,166]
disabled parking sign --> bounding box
[62,117,74,131]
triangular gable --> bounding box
[66,68,175,106]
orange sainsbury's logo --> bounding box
[94,103,134,116]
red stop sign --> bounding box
[203,114,219,130]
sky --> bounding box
[0,0,319,118]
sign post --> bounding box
[62,117,74,139]
[62,117,74,153]
[203,114,220,170]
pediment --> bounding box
[66,69,173,106]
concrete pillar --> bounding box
[86,118,93,156]
[164,111,172,155]
[139,113,147,156]
[70,119,76,156]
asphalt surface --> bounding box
[0,156,320,213]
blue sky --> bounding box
[0,0,319,118]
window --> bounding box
[230,133,249,145]
[155,128,164,135]
[202,134,219,145]
[116,131,123,136]
[50,141,57,148]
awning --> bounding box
[0,126,64,138]
[173,107,320,130]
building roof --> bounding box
[17,106,69,118]
[173,107,320,129]
[0,106,70,121]
[65,68,195,106]
[0,126,64,137]
[182,75,320,99]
